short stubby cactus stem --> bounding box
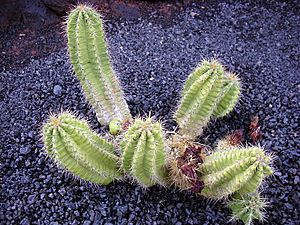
[120,118,168,187]
[229,192,268,225]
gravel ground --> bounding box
[1,0,300,224]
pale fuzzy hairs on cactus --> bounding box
[174,59,241,139]
[198,146,273,199]
[42,112,123,185]
[120,117,168,187]
[66,4,132,125]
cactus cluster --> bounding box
[40,4,274,225]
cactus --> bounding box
[120,118,167,187]
[42,112,122,185]
[174,60,241,138]
[198,147,273,199]
[38,5,276,224]
[66,4,131,125]
[229,192,267,225]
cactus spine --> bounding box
[66,5,131,125]
[229,192,267,225]
[42,113,122,185]
[199,147,273,199]
[121,118,167,187]
[174,60,240,138]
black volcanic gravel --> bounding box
[1,0,300,224]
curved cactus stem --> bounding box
[42,112,122,185]
[66,5,131,125]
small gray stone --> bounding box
[20,146,30,155]
[83,221,91,225]
[27,194,36,204]
[20,218,30,225]
[48,193,54,199]
[49,222,59,225]
[53,85,62,96]
[74,211,80,217]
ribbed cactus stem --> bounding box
[121,118,167,187]
[174,60,241,138]
[229,192,267,225]
[42,113,122,185]
[199,147,273,199]
[66,5,131,125]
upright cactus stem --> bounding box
[66,5,131,125]
[174,60,241,138]
[199,147,273,199]
[42,113,122,185]
[121,118,167,187]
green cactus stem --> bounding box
[120,118,167,187]
[199,147,273,199]
[66,4,131,125]
[42,112,122,185]
[229,192,267,225]
[174,60,241,138]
